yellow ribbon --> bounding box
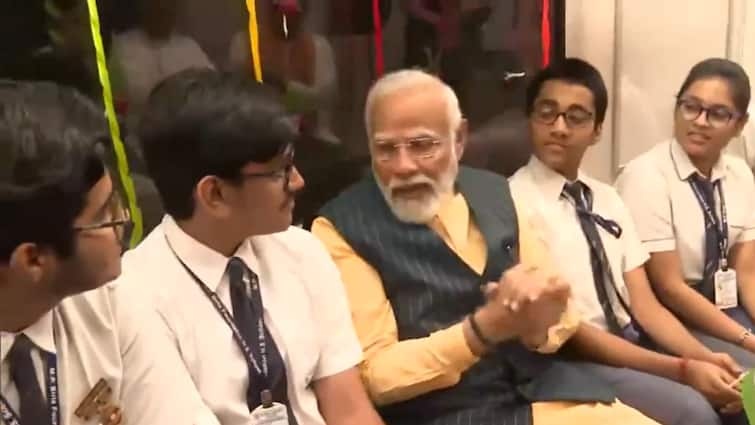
[246,0,263,82]
[85,0,144,247]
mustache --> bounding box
[388,174,438,192]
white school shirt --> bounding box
[117,216,363,425]
[0,281,217,425]
[509,156,649,331]
[616,139,755,285]
[111,29,214,114]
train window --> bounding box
[0,0,564,234]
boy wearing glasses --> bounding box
[116,69,384,425]
[509,58,747,425]
[0,81,217,424]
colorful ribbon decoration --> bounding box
[246,0,263,82]
[541,0,551,67]
[372,0,385,77]
[743,370,755,423]
[85,0,144,247]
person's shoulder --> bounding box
[507,164,535,205]
[116,223,183,307]
[54,281,139,352]
[120,225,169,278]
[582,173,616,196]
[53,288,125,378]
[254,228,342,300]
[171,33,206,52]
[507,164,529,187]
[584,174,635,221]
[723,152,755,183]
[253,226,330,263]
[616,141,671,189]
[622,141,667,173]
[56,285,114,325]
[259,225,321,246]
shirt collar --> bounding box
[1,311,56,363]
[526,155,591,201]
[162,215,260,292]
[435,192,470,252]
[670,138,728,182]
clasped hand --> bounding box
[475,264,570,347]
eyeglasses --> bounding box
[238,149,296,191]
[532,104,595,128]
[676,98,741,128]
[73,196,132,242]
[372,137,443,162]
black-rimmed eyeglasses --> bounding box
[676,98,741,128]
[73,200,132,242]
[532,104,595,128]
[238,149,296,191]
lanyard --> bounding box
[689,178,728,266]
[164,238,270,388]
[0,352,60,425]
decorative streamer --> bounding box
[541,0,552,67]
[85,0,144,247]
[372,0,385,77]
[743,370,755,423]
[246,0,263,82]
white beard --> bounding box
[375,157,458,224]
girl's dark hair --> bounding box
[677,58,751,115]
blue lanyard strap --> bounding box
[164,237,270,387]
[0,352,60,425]
[689,178,728,264]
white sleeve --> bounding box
[616,196,650,272]
[615,163,676,253]
[304,236,363,381]
[112,282,220,425]
[734,163,755,243]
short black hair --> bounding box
[526,57,608,128]
[138,68,298,220]
[677,58,751,115]
[0,80,108,261]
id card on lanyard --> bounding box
[689,179,737,308]
[163,237,277,405]
[0,352,60,425]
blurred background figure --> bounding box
[228,0,340,145]
[110,0,214,125]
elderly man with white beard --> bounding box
[311,69,659,425]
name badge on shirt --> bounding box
[74,379,123,425]
[715,268,738,310]
[250,402,288,425]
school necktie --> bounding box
[562,181,624,335]
[227,257,296,424]
[688,174,720,301]
[9,334,51,425]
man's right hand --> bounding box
[683,359,742,409]
[515,275,570,345]
[474,265,570,344]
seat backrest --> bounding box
[462,108,532,177]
